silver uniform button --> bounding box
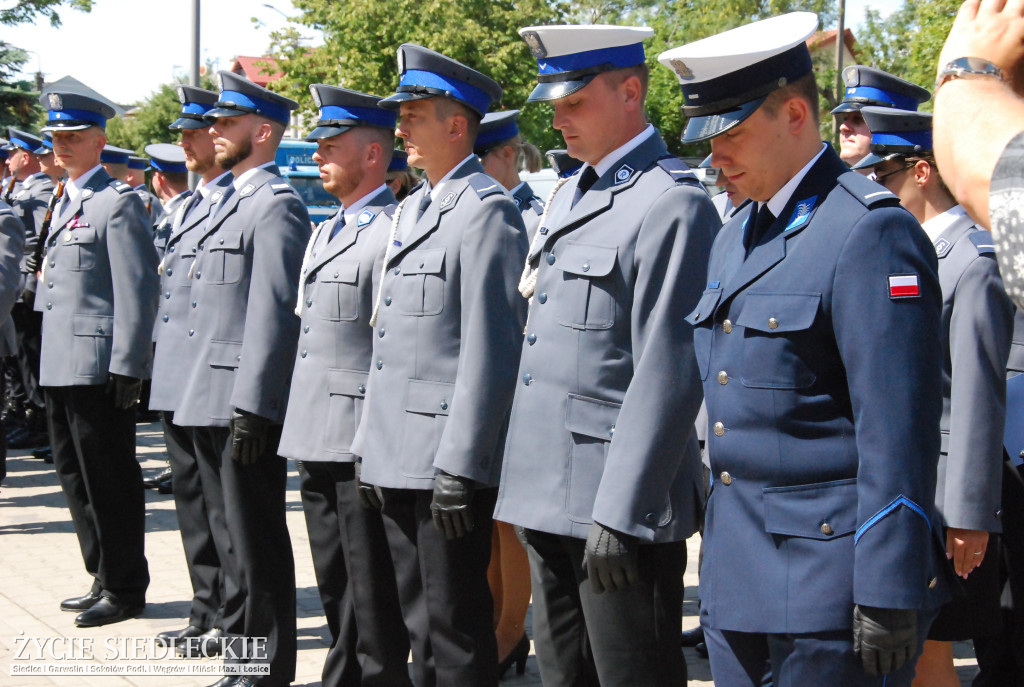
[713,421,725,437]
[720,471,733,486]
[722,319,733,333]
[820,523,834,536]
[717,371,728,385]
[929,577,937,589]
[768,317,779,330]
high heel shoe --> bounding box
[497,633,530,679]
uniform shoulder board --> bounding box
[969,230,996,256]
[381,205,396,220]
[107,179,133,194]
[270,183,294,195]
[469,175,505,199]
[528,197,544,215]
[656,156,699,185]
[0,207,12,217]
[838,171,900,208]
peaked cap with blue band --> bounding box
[306,85,395,141]
[475,110,521,156]
[658,12,819,143]
[388,149,408,172]
[144,143,188,173]
[860,106,933,161]
[520,25,654,102]
[831,66,930,115]
[206,70,298,125]
[39,90,117,131]
[100,144,134,165]
[35,134,53,155]
[4,128,43,154]
[128,155,148,170]
[171,86,218,130]
[546,149,583,178]
[378,44,502,117]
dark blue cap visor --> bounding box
[305,124,354,141]
[170,114,211,130]
[527,75,597,102]
[682,97,765,143]
[850,152,883,170]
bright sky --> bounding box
[5,0,905,107]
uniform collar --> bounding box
[428,154,476,202]
[198,170,232,199]
[341,184,387,225]
[66,164,104,202]
[766,142,827,218]
[585,123,655,180]
[232,161,275,191]
[922,204,967,244]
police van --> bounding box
[275,139,338,225]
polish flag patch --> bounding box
[888,274,920,299]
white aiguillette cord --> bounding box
[294,214,334,316]
[369,196,408,328]
[518,175,570,302]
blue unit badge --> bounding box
[357,209,375,227]
[707,280,720,289]
[785,195,817,231]
[614,164,634,184]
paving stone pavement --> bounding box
[0,422,978,686]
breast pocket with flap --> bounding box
[552,242,618,330]
[734,292,821,389]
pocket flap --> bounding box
[564,393,621,440]
[72,313,113,337]
[735,292,821,333]
[65,227,97,244]
[401,248,446,275]
[317,260,359,284]
[763,478,857,539]
[328,369,369,397]
[208,340,243,368]
[554,242,617,277]
[686,288,723,325]
[405,378,455,415]
[208,229,244,251]
[1008,341,1024,375]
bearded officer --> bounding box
[659,13,953,685]
[172,71,310,687]
[493,25,718,687]
[149,86,236,657]
[278,84,413,687]
[350,44,528,686]
[37,88,159,627]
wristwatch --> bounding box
[935,57,1004,92]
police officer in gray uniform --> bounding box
[278,84,413,687]
[129,155,165,226]
[475,110,545,241]
[145,143,192,259]
[0,199,25,483]
[350,44,528,686]
[172,71,310,687]
[37,88,159,627]
[149,86,235,655]
[493,25,718,687]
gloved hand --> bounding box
[430,470,476,539]
[25,252,39,274]
[230,409,271,465]
[583,521,639,593]
[852,604,918,677]
[354,461,383,510]
[105,373,143,409]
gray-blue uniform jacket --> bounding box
[152,190,192,261]
[351,157,528,489]
[0,202,25,356]
[10,171,52,296]
[35,168,158,386]
[494,131,719,543]
[173,166,310,427]
[149,174,233,412]
[278,187,396,463]
[688,149,953,634]
[512,182,544,243]
[934,215,1013,532]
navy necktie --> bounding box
[417,190,432,219]
[572,166,599,208]
[744,203,775,255]
[329,214,346,240]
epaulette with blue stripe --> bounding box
[469,175,505,199]
[970,230,996,255]
[107,178,133,194]
[656,156,699,185]
[838,171,900,209]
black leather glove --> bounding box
[430,471,476,539]
[230,409,271,465]
[583,521,639,593]
[105,373,143,409]
[354,461,383,510]
[852,604,918,677]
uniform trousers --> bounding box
[46,383,148,604]
[191,425,294,687]
[379,486,498,687]
[163,413,223,630]
[523,529,687,687]
[703,608,937,687]
[298,461,412,687]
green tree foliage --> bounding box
[0,42,38,129]
[105,72,218,154]
[0,0,93,27]
[856,0,961,110]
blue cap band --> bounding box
[218,89,291,124]
[128,159,147,170]
[871,129,932,151]
[399,69,492,116]
[476,119,519,149]
[100,150,130,164]
[537,43,646,76]
[8,136,33,151]
[182,101,212,116]
[150,158,187,173]
[48,107,107,127]
[319,104,395,129]
[844,85,919,111]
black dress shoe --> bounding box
[695,641,709,658]
[143,466,173,489]
[498,634,530,679]
[681,625,705,647]
[61,591,102,612]
[156,475,174,494]
[155,624,205,647]
[74,596,144,627]
[178,627,225,658]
